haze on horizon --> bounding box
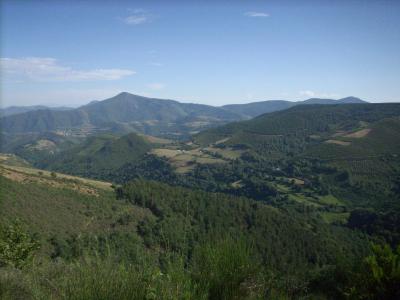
[1,0,400,107]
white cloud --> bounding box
[122,9,153,25]
[244,11,269,18]
[147,83,166,90]
[299,90,316,97]
[0,57,135,82]
[299,90,340,99]
[0,88,127,107]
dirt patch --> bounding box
[215,137,231,145]
[231,180,243,188]
[1,168,27,182]
[344,128,371,138]
[288,178,305,185]
[325,140,351,146]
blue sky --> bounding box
[1,0,400,107]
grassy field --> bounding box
[0,163,150,257]
[203,146,244,159]
[1,164,112,191]
[138,133,173,145]
[0,153,31,167]
[319,212,350,224]
[151,147,226,173]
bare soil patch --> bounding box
[344,128,371,138]
[325,140,351,146]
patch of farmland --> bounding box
[344,128,371,138]
[325,139,351,146]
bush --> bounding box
[0,221,39,269]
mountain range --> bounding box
[0,105,73,117]
[221,96,367,118]
[1,92,367,138]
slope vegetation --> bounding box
[38,132,152,178]
[221,96,367,118]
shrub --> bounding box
[0,221,39,269]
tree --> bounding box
[350,244,400,300]
[0,221,39,269]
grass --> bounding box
[288,194,322,207]
[319,212,350,224]
[151,147,226,174]
[138,134,173,145]
[203,146,243,160]
[1,164,112,191]
[0,238,280,300]
[0,154,31,168]
[0,171,149,256]
[317,194,343,206]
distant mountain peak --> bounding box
[116,91,135,97]
[337,96,367,103]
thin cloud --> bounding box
[0,57,135,82]
[299,90,340,98]
[122,9,153,25]
[299,90,316,98]
[244,11,270,18]
[147,83,166,90]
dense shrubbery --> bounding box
[0,222,398,299]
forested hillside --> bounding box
[1,103,400,299]
[37,132,152,178]
[0,161,382,298]
[221,96,366,118]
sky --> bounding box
[1,0,400,107]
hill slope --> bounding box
[192,103,400,209]
[0,162,150,256]
[195,103,400,151]
[221,96,367,118]
[0,105,72,117]
[37,132,152,178]
[0,161,369,270]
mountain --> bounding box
[0,131,83,163]
[221,96,368,118]
[0,105,73,117]
[195,103,396,148]
[81,92,239,124]
[0,92,242,138]
[0,93,369,138]
[221,100,293,119]
[302,96,367,105]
